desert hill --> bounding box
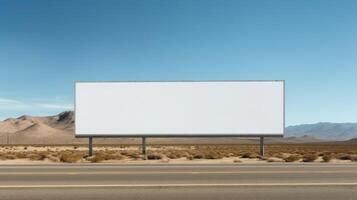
[0,111,78,144]
[285,122,357,140]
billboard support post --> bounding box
[259,136,264,156]
[88,136,93,156]
[141,137,147,155]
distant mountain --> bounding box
[0,111,77,144]
[285,122,357,141]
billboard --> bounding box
[75,81,284,137]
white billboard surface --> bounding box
[75,81,284,136]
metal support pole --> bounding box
[259,136,264,156]
[141,137,147,155]
[88,136,93,156]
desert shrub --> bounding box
[322,154,333,162]
[97,152,113,160]
[241,152,252,158]
[302,154,318,162]
[338,154,352,160]
[86,151,123,162]
[15,152,27,159]
[163,150,187,159]
[204,152,223,159]
[47,154,60,162]
[284,155,300,162]
[317,152,325,157]
[233,159,242,163]
[193,153,204,159]
[147,153,162,160]
[166,153,179,159]
[241,152,258,159]
[27,153,47,161]
[60,151,84,163]
[4,154,16,160]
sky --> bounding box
[0,0,356,125]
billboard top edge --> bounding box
[75,80,285,84]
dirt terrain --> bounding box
[1,143,357,164]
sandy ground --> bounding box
[0,145,356,165]
[0,157,354,165]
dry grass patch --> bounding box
[204,152,223,159]
[87,151,124,163]
[47,154,60,162]
[284,155,300,162]
[241,152,258,159]
[193,153,204,159]
[322,154,334,162]
[14,152,28,159]
[302,154,318,162]
[147,153,163,160]
[27,153,47,161]
[0,152,19,160]
[59,151,85,163]
[337,153,352,161]
[164,150,189,159]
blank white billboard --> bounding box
[75,81,284,137]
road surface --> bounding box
[0,163,357,199]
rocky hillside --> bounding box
[0,111,76,144]
[285,122,357,141]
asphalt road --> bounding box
[0,163,357,199]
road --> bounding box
[0,163,357,199]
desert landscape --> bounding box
[0,111,357,164]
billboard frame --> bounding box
[74,80,285,156]
[74,80,285,138]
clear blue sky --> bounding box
[0,0,356,125]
